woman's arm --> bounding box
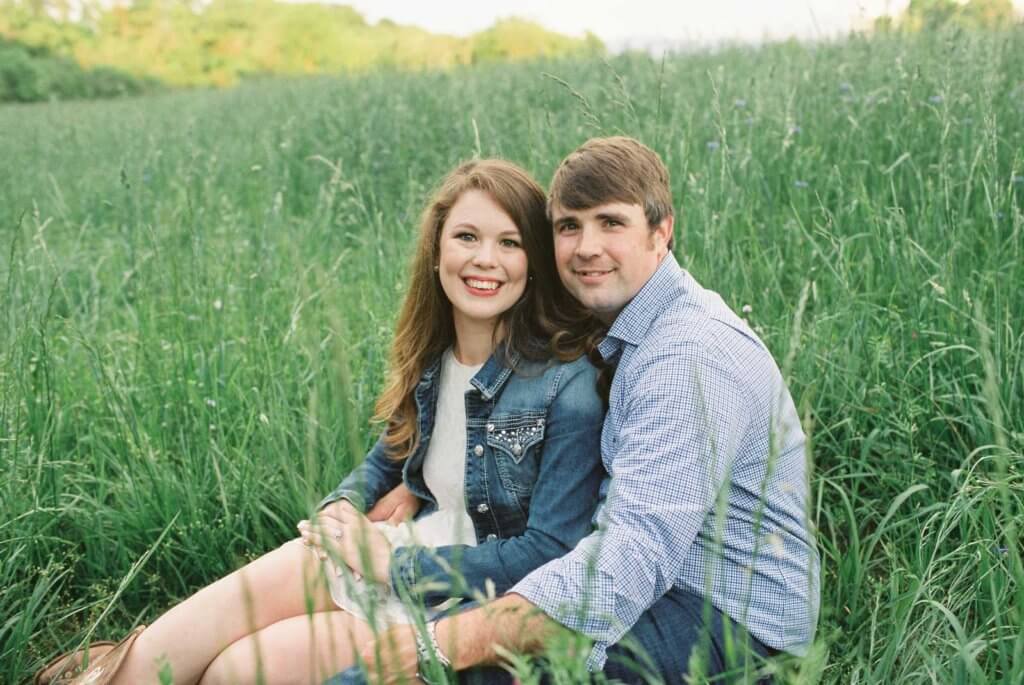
[317,435,406,514]
[389,365,606,604]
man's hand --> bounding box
[358,623,424,684]
[298,507,393,584]
[367,483,421,525]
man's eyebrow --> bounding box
[595,210,630,223]
[553,215,578,226]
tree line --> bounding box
[0,0,603,102]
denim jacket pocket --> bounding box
[486,410,546,495]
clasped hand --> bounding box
[297,484,421,586]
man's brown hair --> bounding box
[548,136,675,249]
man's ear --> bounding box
[651,215,674,255]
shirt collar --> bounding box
[598,253,688,361]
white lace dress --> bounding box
[316,349,481,627]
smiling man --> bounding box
[332,137,820,684]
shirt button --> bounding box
[476,503,489,514]
[473,444,484,457]
[486,423,495,433]
[486,534,497,541]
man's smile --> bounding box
[573,267,615,284]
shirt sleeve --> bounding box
[510,341,753,670]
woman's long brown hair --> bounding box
[374,159,604,460]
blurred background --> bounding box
[2,0,1022,100]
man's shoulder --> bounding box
[626,292,772,387]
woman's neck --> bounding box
[452,314,502,366]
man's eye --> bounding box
[558,224,578,233]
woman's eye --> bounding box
[500,239,522,248]
[455,232,476,242]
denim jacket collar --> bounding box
[414,344,523,401]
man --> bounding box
[334,136,819,684]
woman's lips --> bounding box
[463,277,503,296]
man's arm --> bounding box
[355,594,565,683]
[436,594,562,669]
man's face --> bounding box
[552,201,673,323]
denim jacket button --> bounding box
[512,443,522,456]
[486,423,495,433]
[476,503,489,513]
[486,534,497,541]
[537,418,545,427]
[473,444,484,457]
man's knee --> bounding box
[602,588,774,684]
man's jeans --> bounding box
[325,587,776,684]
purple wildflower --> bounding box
[928,95,943,105]
[706,140,721,151]
[794,180,809,189]
[734,98,747,109]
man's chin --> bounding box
[578,297,622,322]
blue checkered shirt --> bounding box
[511,254,820,670]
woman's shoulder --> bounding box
[502,352,601,413]
[509,351,597,383]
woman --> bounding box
[36,159,607,685]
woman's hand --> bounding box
[298,508,393,585]
[366,483,422,525]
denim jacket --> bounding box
[319,348,605,605]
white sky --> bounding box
[329,0,1024,48]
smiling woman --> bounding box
[437,189,529,361]
[35,160,609,685]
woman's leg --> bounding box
[197,609,378,685]
[109,539,335,685]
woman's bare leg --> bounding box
[109,539,334,685]
[197,610,378,685]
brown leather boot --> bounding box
[32,626,145,685]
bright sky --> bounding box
[333,0,1024,48]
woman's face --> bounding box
[437,189,528,333]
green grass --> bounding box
[2,28,1022,683]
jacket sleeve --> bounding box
[317,435,405,513]
[388,363,606,604]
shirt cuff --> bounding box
[511,563,614,671]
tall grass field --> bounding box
[2,29,1023,684]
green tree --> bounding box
[877,0,1018,31]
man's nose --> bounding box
[575,226,602,258]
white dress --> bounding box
[317,349,481,628]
